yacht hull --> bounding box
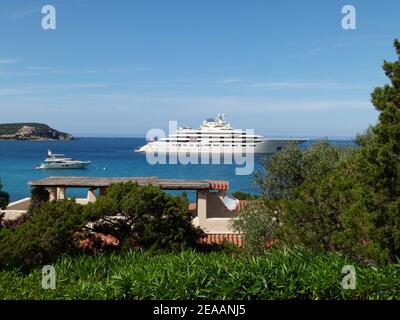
[36,162,91,170]
[137,139,307,154]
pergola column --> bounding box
[48,187,57,201]
[57,187,66,200]
[197,190,208,227]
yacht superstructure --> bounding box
[137,114,307,154]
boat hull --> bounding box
[36,162,91,170]
[137,139,307,154]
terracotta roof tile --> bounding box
[237,200,249,211]
[79,232,119,252]
[196,233,276,249]
[196,233,244,247]
[208,180,229,191]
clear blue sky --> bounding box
[0,0,399,137]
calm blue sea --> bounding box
[0,138,356,202]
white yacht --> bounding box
[36,150,91,170]
[137,114,307,154]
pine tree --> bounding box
[355,39,400,263]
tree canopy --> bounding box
[0,179,9,210]
[244,39,400,265]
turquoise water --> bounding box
[0,138,355,202]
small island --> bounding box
[0,123,75,140]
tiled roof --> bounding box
[208,180,229,191]
[79,232,119,252]
[197,233,276,249]
[197,233,244,247]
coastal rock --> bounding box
[0,123,75,140]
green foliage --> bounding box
[266,141,394,264]
[253,40,400,265]
[0,123,48,135]
[342,39,400,264]
[255,142,303,200]
[29,186,49,211]
[0,179,9,210]
[1,249,399,300]
[355,125,375,147]
[83,182,200,251]
[278,159,357,253]
[231,199,280,254]
[0,183,202,269]
[241,141,356,257]
[0,200,89,270]
[255,140,354,201]
[231,191,259,200]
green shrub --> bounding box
[231,191,259,200]
[255,140,354,201]
[29,186,49,210]
[0,183,202,270]
[354,125,374,147]
[83,182,201,251]
[0,183,203,268]
[0,200,88,270]
[250,141,356,255]
[0,179,9,210]
[231,199,280,254]
[278,159,357,252]
[255,142,303,200]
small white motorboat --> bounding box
[36,150,91,170]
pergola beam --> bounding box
[29,176,214,190]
